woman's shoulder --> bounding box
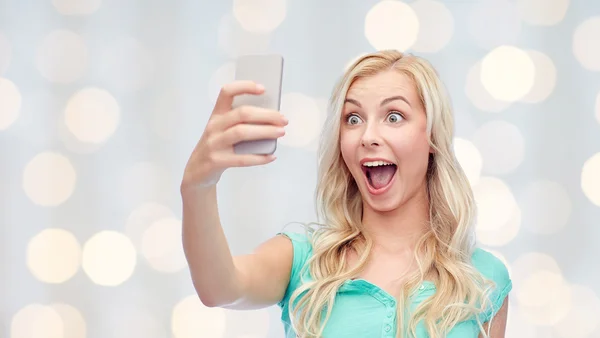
[277,230,314,274]
[470,248,511,285]
[470,247,512,321]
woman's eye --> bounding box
[346,114,362,125]
[387,112,403,123]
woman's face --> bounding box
[339,70,431,212]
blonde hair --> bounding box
[287,50,496,337]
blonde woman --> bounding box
[181,50,511,337]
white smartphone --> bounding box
[232,54,284,155]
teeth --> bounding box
[362,160,395,167]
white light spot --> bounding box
[23,152,77,207]
[0,32,11,74]
[49,303,87,338]
[520,50,556,103]
[52,0,101,15]
[98,36,154,92]
[64,87,120,144]
[410,0,454,53]
[517,270,571,325]
[232,0,286,33]
[364,0,419,51]
[554,284,600,338]
[126,202,175,252]
[581,153,600,207]
[82,231,136,286]
[516,0,569,26]
[0,77,21,130]
[218,13,271,58]
[468,0,521,49]
[27,229,81,284]
[141,217,187,273]
[11,304,63,338]
[481,46,535,102]
[172,295,226,338]
[519,180,571,235]
[36,29,88,83]
[121,162,170,209]
[473,120,525,175]
[453,137,482,186]
[573,17,600,72]
[279,93,323,148]
[465,62,512,112]
[473,177,520,246]
[208,62,235,106]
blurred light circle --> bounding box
[11,304,63,338]
[520,50,556,103]
[172,295,226,338]
[279,93,323,148]
[481,45,535,102]
[82,231,137,286]
[64,87,120,144]
[141,217,188,273]
[218,13,271,58]
[573,16,600,71]
[581,153,600,207]
[473,176,520,246]
[364,0,419,51]
[465,62,512,113]
[50,303,87,338]
[232,0,286,33]
[0,77,21,130]
[126,202,175,251]
[453,137,483,186]
[517,270,572,325]
[27,229,81,284]
[23,152,77,207]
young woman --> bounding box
[180,50,511,338]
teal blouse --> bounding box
[277,232,512,337]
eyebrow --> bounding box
[344,95,412,108]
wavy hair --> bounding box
[286,50,496,337]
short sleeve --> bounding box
[471,248,512,322]
[277,231,313,308]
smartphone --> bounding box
[232,54,284,155]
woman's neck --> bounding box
[361,187,430,254]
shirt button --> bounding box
[419,285,425,290]
[385,324,391,332]
[387,310,394,318]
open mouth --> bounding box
[361,161,397,192]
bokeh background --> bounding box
[1,0,600,337]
